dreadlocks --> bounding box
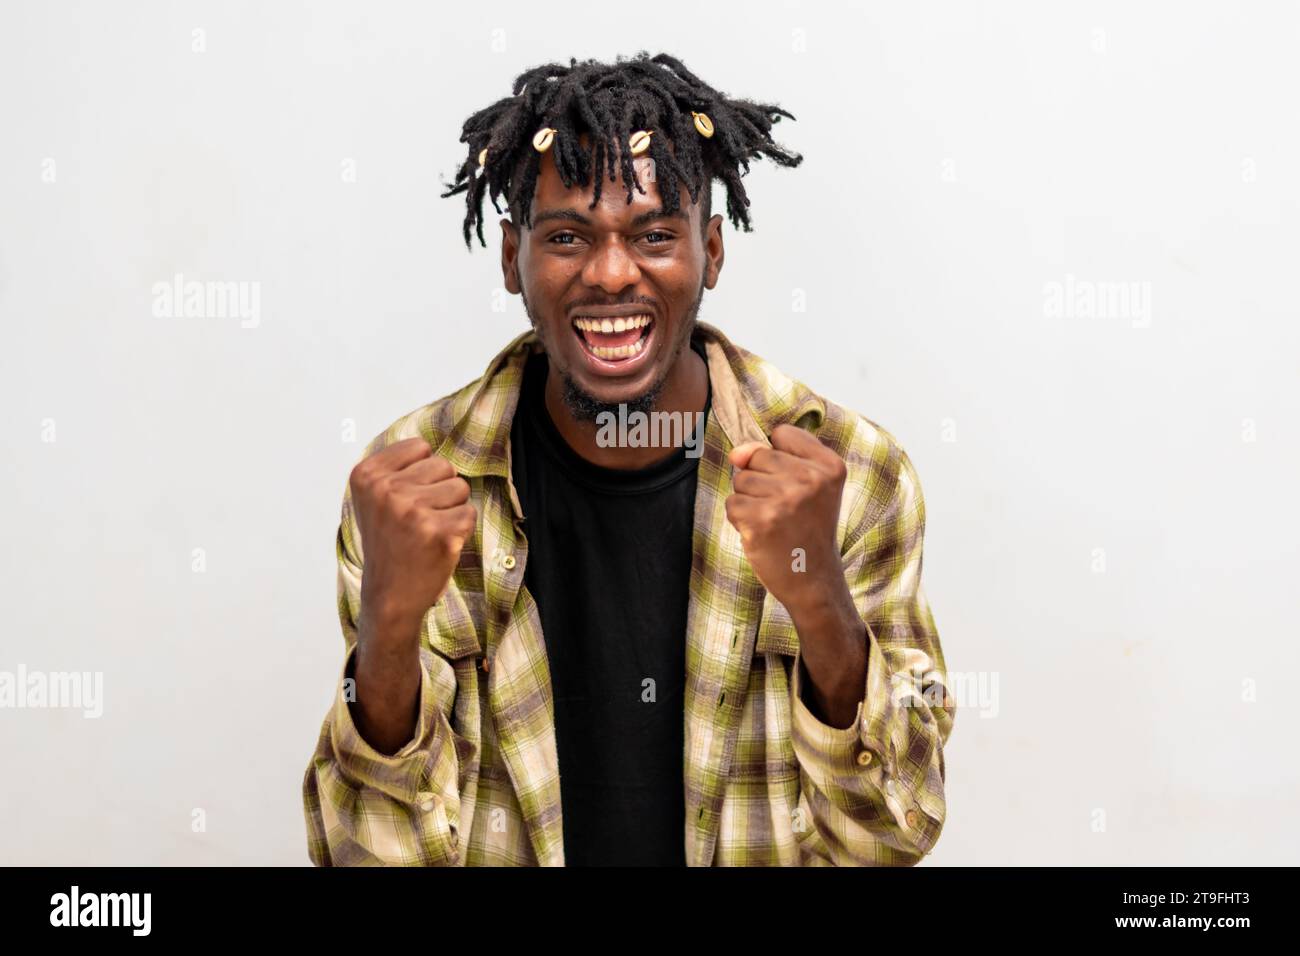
[439,51,803,250]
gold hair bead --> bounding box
[532,127,556,153]
[477,148,488,168]
[629,129,653,156]
[691,111,715,138]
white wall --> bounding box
[1,0,1296,865]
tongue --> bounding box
[581,326,643,348]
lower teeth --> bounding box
[589,341,643,359]
[584,331,649,360]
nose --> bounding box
[581,235,641,293]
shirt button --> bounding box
[905,809,920,829]
[856,749,874,767]
[502,554,517,570]
[420,798,436,813]
[886,779,897,796]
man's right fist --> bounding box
[349,437,477,638]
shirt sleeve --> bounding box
[786,445,955,866]
[301,487,467,866]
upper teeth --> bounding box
[573,315,652,333]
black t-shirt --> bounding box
[508,341,711,866]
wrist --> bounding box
[782,568,855,627]
[354,601,423,704]
[360,587,427,642]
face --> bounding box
[501,133,724,420]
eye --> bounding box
[643,231,674,244]
[548,232,580,245]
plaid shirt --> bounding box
[302,321,955,866]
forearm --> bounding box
[351,606,424,754]
[785,573,868,729]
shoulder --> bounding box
[355,375,484,463]
[720,331,923,533]
[335,375,484,544]
[352,331,535,464]
[817,396,925,541]
[820,389,919,491]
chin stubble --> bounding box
[556,367,667,424]
[521,274,706,425]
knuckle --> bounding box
[349,460,374,492]
[370,471,396,502]
[435,530,462,556]
[453,507,477,536]
[416,513,442,540]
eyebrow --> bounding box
[531,206,690,230]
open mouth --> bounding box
[571,313,655,364]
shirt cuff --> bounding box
[329,642,436,805]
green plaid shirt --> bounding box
[303,321,954,866]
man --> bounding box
[303,51,954,866]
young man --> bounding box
[303,52,954,866]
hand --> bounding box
[349,437,477,640]
[725,423,848,615]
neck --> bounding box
[543,339,709,469]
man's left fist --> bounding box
[725,423,848,614]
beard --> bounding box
[555,364,664,424]
[520,274,706,424]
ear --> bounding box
[500,218,521,294]
[704,213,725,290]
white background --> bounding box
[1,0,1297,865]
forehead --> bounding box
[529,131,695,225]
